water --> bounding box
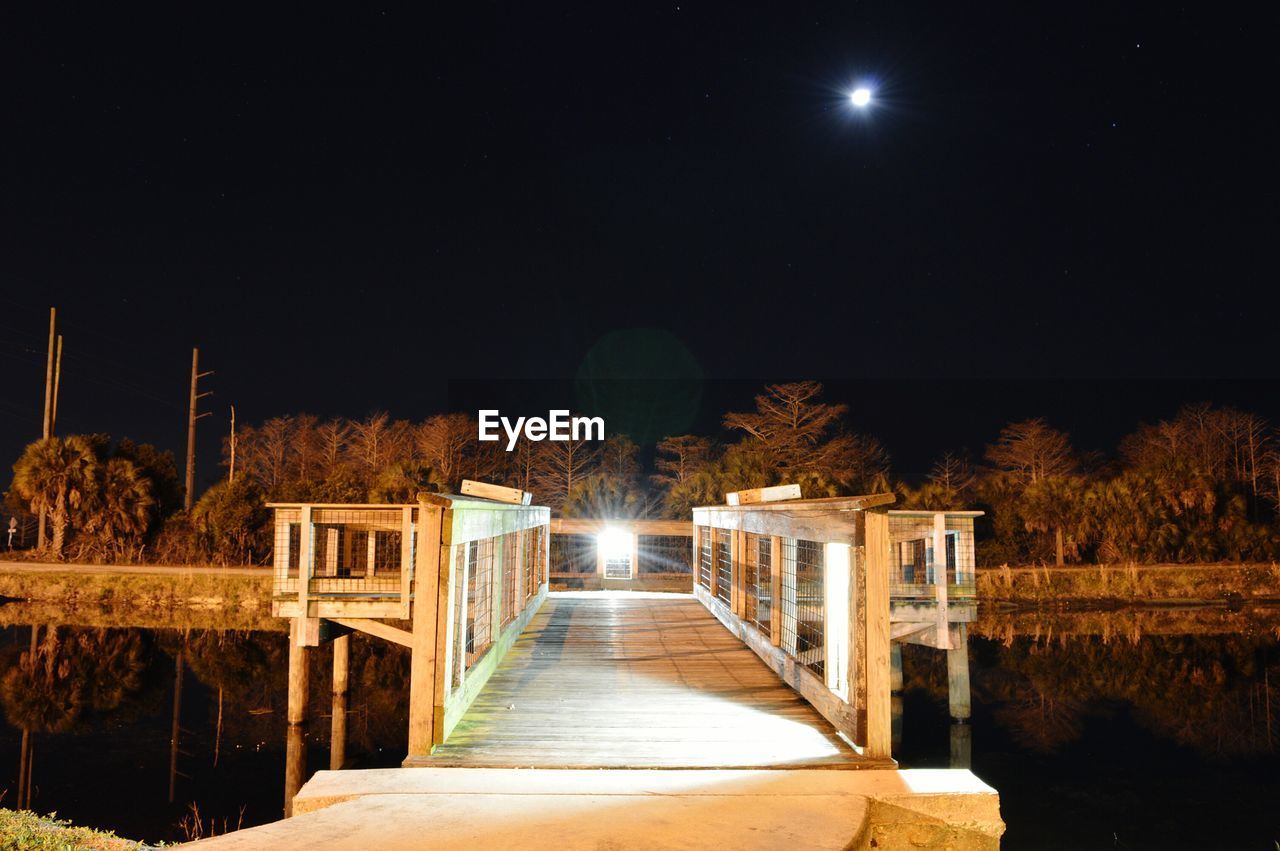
[1,604,1277,848]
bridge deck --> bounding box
[417,592,863,769]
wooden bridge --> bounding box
[267,483,993,824]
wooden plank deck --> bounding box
[417,592,863,769]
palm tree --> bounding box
[11,436,98,559]
[81,457,155,560]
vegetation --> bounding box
[0,809,147,850]
[5,382,1280,567]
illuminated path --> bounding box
[418,592,859,769]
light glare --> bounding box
[850,87,872,108]
[597,527,631,561]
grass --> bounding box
[978,562,1280,604]
[0,568,271,611]
[0,809,149,850]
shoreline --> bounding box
[2,560,1279,614]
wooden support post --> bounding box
[729,529,741,615]
[168,648,184,803]
[947,623,971,721]
[629,531,639,581]
[288,619,311,726]
[691,525,701,592]
[324,527,339,576]
[367,530,378,576]
[863,511,892,760]
[285,617,310,818]
[297,506,312,620]
[407,503,444,758]
[708,528,719,600]
[769,534,782,646]
[892,695,904,751]
[933,512,951,650]
[399,504,414,616]
[824,541,851,695]
[330,634,349,771]
[284,723,305,819]
[433,543,458,743]
[950,722,972,769]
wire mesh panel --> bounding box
[271,508,301,597]
[524,526,542,601]
[637,535,693,574]
[452,544,467,688]
[714,528,733,606]
[500,531,520,627]
[794,539,825,678]
[551,533,597,574]
[744,534,772,637]
[697,526,713,589]
[308,508,412,597]
[465,538,495,666]
[603,553,632,579]
[779,537,825,676]
[887,514,977,600]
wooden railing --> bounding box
[267,495,550,761]
[691,494,896,762]
[407,493,549,759]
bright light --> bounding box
[597,527,631,561]
[850,87,873,108]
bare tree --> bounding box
[652,435,712,488]
[530,428,601,512]
[315,418,350,480]
[985,418,1075,485]
[928,451,976,500]
[416,413,477,490]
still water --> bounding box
[1,603,1277,849]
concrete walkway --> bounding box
[187,768,1003,850]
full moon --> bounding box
[850,87,872,107]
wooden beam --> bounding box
[863,511,892,760]
[549,518,693,537]
[407,501,444,757]
[769,534,782,647]
[460,479,532,505]
[296,505,312,628]
[725,483,802,506]
[330,617,413,648]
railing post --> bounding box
[400,506,415,619]
[297,505,312,626]
[863,511,892,760]
[769,535,782,646]
[933,512,951,650]
[824,542,851,696]
[407,501,444,758]
[691,525,701,591]
[708,526,719,600]
[729,528,741,615]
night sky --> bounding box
[1,4,1276,488]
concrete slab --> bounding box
[186,768,1003,850]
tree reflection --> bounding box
[0,627,161,734]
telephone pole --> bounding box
[37,308,57,550]
[184,348,214,511]
[229,405,237,483]
[51,335,63,434]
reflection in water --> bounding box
[0,605,1276,845]
[0,616,411,844]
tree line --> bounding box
[6,382,1280,565]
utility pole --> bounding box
[184,348,214,511]
[229,405,237,483]
[37,308,57,551]
[51,335,63,434]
